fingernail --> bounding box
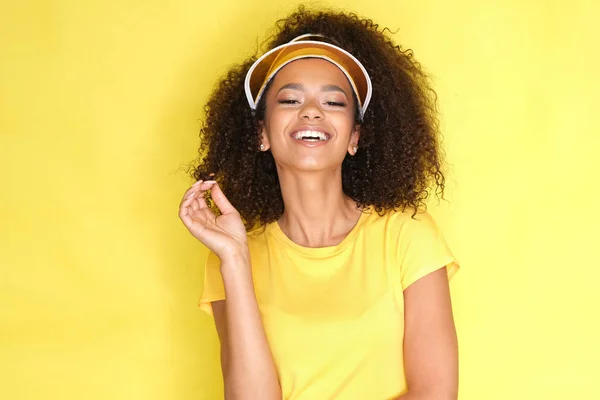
[192,180,203,187]
[204,180,217,184]
[185,191,197,200]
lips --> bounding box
[290,126,332,142]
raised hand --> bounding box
[179,180,248,260]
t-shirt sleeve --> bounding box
[396,210,459,290]
[197,250,225,316]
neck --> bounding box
[276,167,363,248]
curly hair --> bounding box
[192,6,446,230]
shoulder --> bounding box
[397,208,441,236]
[395,208,445,250]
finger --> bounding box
[179,196,209,225]
[180,184,201,208]
[179,198,214,230]
[208,182,238,215]
[179,187,207,212]
[190,194,201,212]
[198,193,210,209]
[179,192,198,217]
[179,181,214,208]
[179,192,195,210]
[184,180,216,197]
[181,186,215,211]
[179,208,208,231]
[186,180,203,195]
[179,200,192,223]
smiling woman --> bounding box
[260,59,359,170]
[179,6,459,400]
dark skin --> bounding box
[179,58,457,399]
[191,7,446,231]
[258,58,362,247]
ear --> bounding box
[347,125,361,155]
[259,121,271,151]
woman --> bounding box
[179,7,459,400]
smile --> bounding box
[291,130,331,141]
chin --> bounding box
[293,158,342,172]
[274,152,346,172]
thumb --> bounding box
[209,183,238,215]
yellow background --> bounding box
[1,0,598,399]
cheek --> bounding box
[264,108,294,137]
[333,115,356,136]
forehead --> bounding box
[271,58,352,90]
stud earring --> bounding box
[260,144,265,151]
[353,146,358,154]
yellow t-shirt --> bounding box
[199,207,459,400]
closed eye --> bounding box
[278,99,300,104]
[325,101,346,107]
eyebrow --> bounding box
[277,83,348,96]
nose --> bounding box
[300,99,323,120]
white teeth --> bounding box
[293,130,329,141]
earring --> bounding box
[353,146,358,154]
[260,144,265,151]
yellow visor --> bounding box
[244,34,372,120]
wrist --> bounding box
[219,250,255,291]
[219,248,251,270]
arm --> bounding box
[393,268,458,400]
[178,181,281,400]
[212,251,281,400]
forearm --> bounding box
[220,252,281,400]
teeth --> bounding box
[293,130,328,141]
